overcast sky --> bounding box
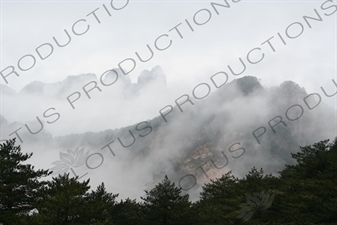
[0,1,335,86]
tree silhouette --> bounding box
[141,175,193,225]
[0,139,51,225]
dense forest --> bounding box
[1,138,336,225]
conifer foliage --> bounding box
[141,175,193,225]
[1,138,337,224]
[0,139,51,225]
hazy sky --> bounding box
[0,0,335,87]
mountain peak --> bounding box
[0,84,17,96]
[137,65,167,87]
[234,76,263,95]
[20,81,45,95]
[0,114,8,125]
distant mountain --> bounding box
[18,66,168,99]
[103,68,132,87]
[19,73,97,98]
[137,65,167,87]
[0,114,7,125]
[53,76,335,186]
[19,81,45,95]
[0,84,17,96]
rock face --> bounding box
[234,76,263,95]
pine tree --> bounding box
[196,171,242,224]
[141,175,193,225]
[32,173,91,225]
[0,139,51,225]
[112,198,142,225]
[277,139,337,224]
[84,182,118,224]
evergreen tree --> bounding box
[196,171,241,224]
[196,168,279,224]
[2,133,337,225]
[0,139,51,225]
[112,198,142,225]
[277,139,337,224]
[32,173,91,225]
[141,175,193,225]
[31,174,120,225]
[84,182,118,225]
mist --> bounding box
[1,68,336,202]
